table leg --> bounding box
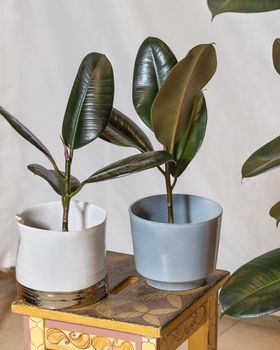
[28,317,45,350]
[188,317,209,350]
[188,293,218,350]
[142,337,157,349]
[208,293,218,350]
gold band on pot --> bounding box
[17,278,108,310]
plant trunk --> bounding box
[62,196,70,231]
[165,163,174,224]
[62,157,72,231]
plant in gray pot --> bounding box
[0,52,171,309]
[101,37,222,291]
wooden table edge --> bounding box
[12,272,229,339]
[12,302,161,338]
[160,272,229,337]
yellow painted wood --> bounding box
[13,275,226,345]
[45,327,136,350]
[12,302,160,338]
[142,337,157,350]
[208,293,218,349]
[160,275,227,338]
[188,294,218,350]
[29,317,45,350]
[13,253,228,350]
[188,318,209,350]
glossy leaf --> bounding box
[28,164,80,195]
[171,93,207,177]
[83,151,172,184]
[242,136,280,178]
[133,37,177,129]
[151,44,216,151]
[269,201,280,226]
[208,0,280,18]
[62,53,114,150]
[273,38,280,75]
[100,108,153,152]
[220,248,280,317]
[0,106,54,161]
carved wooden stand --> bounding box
[12,251,229,350]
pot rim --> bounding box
[15,200,107,233]
[129,193,223,227]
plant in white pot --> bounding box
[101,37,222,290]
[0,52,171,309]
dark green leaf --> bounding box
[151,44,216,151]
[28,164,80,195]
[82,151,172,184]
[133,37,177,129]
[242,136,280,178]
[62,53,114,150]
[100,108,153,152]
[220,248,280,317]
[269,201,280,226]
[170,93,207,178]
[273,38,280,75]
[208,0,280,18]
[0,106,54,161]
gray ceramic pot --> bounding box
[129,194,222,291]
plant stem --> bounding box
[171,176,178,190]
[62,195,70,231]
[157,165,166,176]
[49,157,64,180]
[62,154,72,231]
[165,162,174,224]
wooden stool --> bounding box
[12,251,229,350]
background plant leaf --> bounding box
[273,38,280,75]
[133,37,177,129]
[62,52,114,150]
[170,93,207,178]
[151,44,216,151]
[220,248,280,317]
[208,0,280,18]
[0,106,54,161]
[82,151,172,184]
[269,201,280,226]
[28,164,80,195]
[100,108,153,152]
[242,136,280,178]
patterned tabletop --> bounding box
[70,252,228,328]
[13,251,229,330]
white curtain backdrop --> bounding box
[1,0,280,272]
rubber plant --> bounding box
[220,39,280,318]
[101,37,217,223]
[207,0,280,18]
[0,52,171,231]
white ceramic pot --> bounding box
[16,200,107,309]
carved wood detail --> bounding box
[45,328,135,349]
[159,303,208,350]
